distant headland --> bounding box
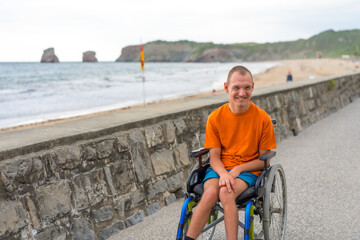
[115,29,360,62]
[40,29,360,63]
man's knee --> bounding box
[219,187,235,205]
[201,187,219,206]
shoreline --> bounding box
[1,58,359,133]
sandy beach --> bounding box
[1,58,359,133]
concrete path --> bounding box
[109,98,360,240]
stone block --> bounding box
[175,188,186,198]
[92,206,114,223]
[166,172,184,192]
[147,179,167,199]
[36,181,71,221]
[199,133,205,147]
[174,143,190,167]
[144,201,162,216]
[164,193,177,206]
[96,139,115,159]
[114,194,131,218]
[145,125,164,148]
[164,121,176,143]
[129,130,151,183]
[0,156,44,186]
[110,153,134,194]
[190,135,201,154]
[115,133,130,152]
[307,99,316,111]
[0,200,27,236]
[185,115,202,132]
[298,98,308,116]
[82,144,97,161]
[290,91,300,103]
[35,226,67,240]
[130,189,146,207]
[150,149,175,175]
[98,221,125,240]
[25,194,40,228]
[72,169,108,211]
[72,218,96,240]
[42,151,60,180]
[125,210,144,227]
[174,119,187,134]
[56,145,82,169]
[103,166,116,196]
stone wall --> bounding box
[0,73,359,240]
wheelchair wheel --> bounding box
[182,203,218,240]
[263,164,287,240]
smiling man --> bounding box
[185,66,277,240]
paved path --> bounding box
[110,98,360,240]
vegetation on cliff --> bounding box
[116,29,360,62]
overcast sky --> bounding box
[1,0,359,62]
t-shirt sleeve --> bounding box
[204,115,221,149]
[259,117,277,150]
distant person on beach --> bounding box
[185,66,276,240]
[286,71,293,82]
[212,89,218,95]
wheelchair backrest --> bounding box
[186,162,210,194]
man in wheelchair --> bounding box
[184,66,277,240]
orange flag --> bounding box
[140,44,145,71]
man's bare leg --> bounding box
[185,178,220,238]
[219,179,248,240]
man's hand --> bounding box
[219,172,235,193]
[229,165,242,178]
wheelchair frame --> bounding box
[176,148,287,240]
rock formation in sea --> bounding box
[82,51,98,62]
[40,48,59,63]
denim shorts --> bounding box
[202,168,258,187]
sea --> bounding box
[0,62,278,129]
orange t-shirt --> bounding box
[204,102,276,176]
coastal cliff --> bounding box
[116,29,360,62]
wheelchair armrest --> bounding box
[259,150,276,161]
[259,150,276,171]
[190,148,210,158]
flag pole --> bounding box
[140,40,145,107]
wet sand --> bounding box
[1,58,359,133]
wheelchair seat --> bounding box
[190,182,256,207]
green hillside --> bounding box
[117,29,360,62]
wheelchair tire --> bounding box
[263,163,287,240]
[182,206,217,240]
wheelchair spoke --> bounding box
[270,208,282,214]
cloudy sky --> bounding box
[1,0,359,62]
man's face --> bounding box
[224,72,254,111]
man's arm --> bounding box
[209,147,235,193]
[229,149,272,178]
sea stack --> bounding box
[41,48,59,63]
[83,51,98,62]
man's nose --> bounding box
[238,88,246,96]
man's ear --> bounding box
[224,82,229,93]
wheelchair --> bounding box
[176,147,287,240]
